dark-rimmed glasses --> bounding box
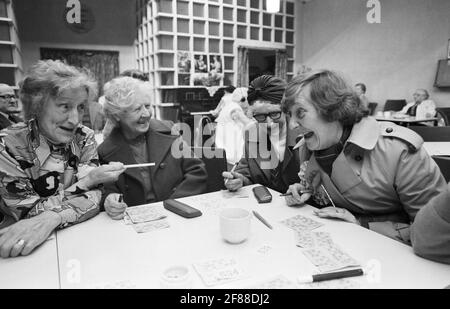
[253,111,282,123]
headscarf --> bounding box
[247,75,286,105]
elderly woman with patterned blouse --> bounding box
[0,60,125,258]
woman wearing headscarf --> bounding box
[222,75,302,193]
[0,60,125,258]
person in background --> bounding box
[354,83,370,112]
[282,70,446,244]
[222,75,302,193]
[210,86,236,118]
[98,77,207,219]
[397,89,436,126]
[411,182,450,264]
[0,84,22,130]
[0,60,125,258]
[214,87,253,166]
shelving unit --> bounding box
[135,0,296,119]
[0,0,22,89]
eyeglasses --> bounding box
[253,111,282,123]
[0,94,17,101]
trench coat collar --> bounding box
[345,116,379,151]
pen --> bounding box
[252,210,273,230]
[297,268,364,283]
[280,190,313,197]
[124,163,156,169]
[225,162,239,185]
[320,184,336,208]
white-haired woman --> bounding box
[0,60,125,258]
[98,77,207,219]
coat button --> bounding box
[159,163,166,169]
[386,127,393,133]
[354,155,362,162]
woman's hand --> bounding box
[284,183,312,207]
[313,207,360,224]
[222,171,246,192]
[80,162,125,189]
[0,211,61,258]
[104,193,127,220]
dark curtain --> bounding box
[237,46,249,87]
[275,49,288,81]
[40,48,120,97]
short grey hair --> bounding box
[19,60,98,121]
[103,76,153,128]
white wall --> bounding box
[296,0,450,109]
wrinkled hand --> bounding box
[82,162,125,189]
[313,207,360,224]
[285,183,312,207]
[104,193,127,220]
[222,171,246,192]
[0,212,61,258]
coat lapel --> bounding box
[101,128,143,186]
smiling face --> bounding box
[250,100,286,133]
[117,91,152,140]
[38,87,88,145]
[287,84,343,151]
[0,84,18,114]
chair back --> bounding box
[433,156,450,182]
[435,108,450,126]
[384,100,407,112]
[409,126,450,142]
[368,102,378,115]
[192,147,227,193]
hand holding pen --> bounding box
[283,183,313,207]
[222,162,247,192]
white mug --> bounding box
[383,111,391,118]
[376,111,383,117]
[220,208,251,244]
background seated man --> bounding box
[99,77,208,219]
[0,83,22,130]
[0,60,124,258]
[398,89,436,126]
[411,182,450,264]
[354,83,370,112]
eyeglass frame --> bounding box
[0,94,17,101]
[252,111,283,123]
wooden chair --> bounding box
[384,100,407,112]
[191,147,227,193]
[368,102,378,116]
[433,156,450,182]
[409,126,450,142]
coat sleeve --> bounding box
[410,182,450,264]
[97,148,121,211]
[369,145,448,244]
[170,138,208,198]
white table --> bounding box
[423,142,450,156]
[55,186,450,289]
[0,233,59,289]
